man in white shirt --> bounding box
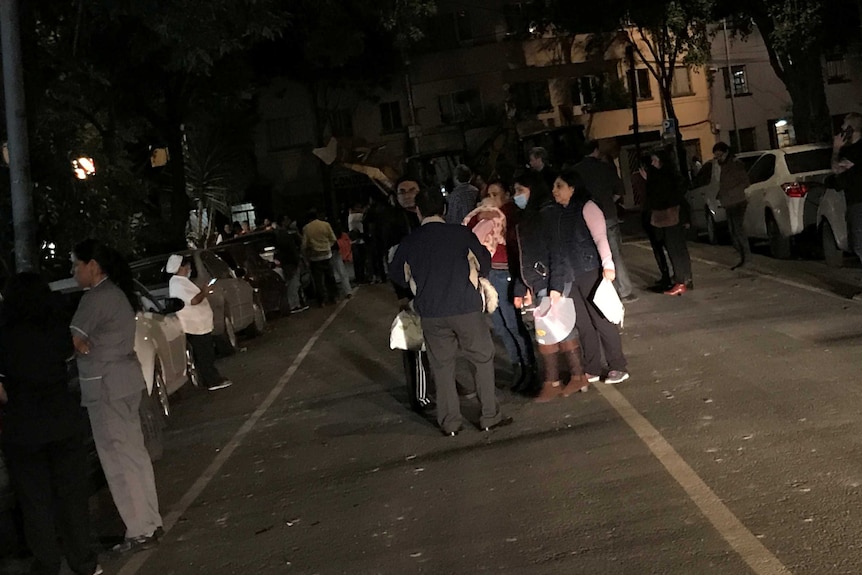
[165,254,232,391]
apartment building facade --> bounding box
[255,0,720,212]
[710,25,862,153]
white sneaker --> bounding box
[605,371,630,385]
[586,374,601,384]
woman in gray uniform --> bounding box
[70,239,163,554]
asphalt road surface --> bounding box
[8,235,862,575]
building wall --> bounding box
[709,26,862,151]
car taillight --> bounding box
[782,182,809,198]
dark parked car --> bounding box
[210,241,290,315]
[221,230,312,303]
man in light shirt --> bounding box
[165,254,232,391]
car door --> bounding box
[201,250,254,331]
[135,282,187,394]
[744,153,777,238]
[686,161,715,232]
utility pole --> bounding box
[0,0,38,272]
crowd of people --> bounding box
[387,143,706,436]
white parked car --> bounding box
[686,151,765,244]
[742,144,834,259]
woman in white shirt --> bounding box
[165,254,232,391]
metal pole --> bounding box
[0,0,39,272]
[723,19,743,153]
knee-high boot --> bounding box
[559,339,588,396]
[535,343,562,403]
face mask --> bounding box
[513,195,528,210]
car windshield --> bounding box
[785,148,832,174]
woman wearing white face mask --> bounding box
[463,179,535,390]
[510,171,586,401]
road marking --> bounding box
[117,297,352,575]
[596,383,793,575]
[629,241,852,303]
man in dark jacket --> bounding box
[391,188,511,436]
[713,142,751,269]
[386,177,433,412]
[444,164,479,225]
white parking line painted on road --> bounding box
[117,297,353,575]
[629,241,852,303]
[596,383,793,575]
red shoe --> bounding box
[664,283,687,296]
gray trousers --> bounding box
[606,221,633,298]
[88,392,162,539]
[422,312,501,433]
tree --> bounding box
[535,0,714,177]
[716,0,861,144]
[252,0,436,215]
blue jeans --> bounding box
[489,269,535,366]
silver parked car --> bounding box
[131,249,266,354]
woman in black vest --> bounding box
[512,171,588,402]
[552,170,630,386]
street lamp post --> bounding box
[0,0,39,272]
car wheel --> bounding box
[247,303,266,337]
[822,221,845,268]
[186,344,202,388]
[706,212,719,245]
[139,387,164,462]
[767,215,792,259]
[215,315,238,356]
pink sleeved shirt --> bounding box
[582,201,615,270]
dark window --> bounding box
[503,2,526,36]
[722,65,750,97]
[131,261,171,289]
[784,148,833,174]
[380,101,403,133]
[571,76,600,106]
[455,10,473,43]
[428,12,458,49]
[826,53,849,84]
[330,109,353,137]
[634,68,652,100]
[728,127,758,152]
[513,82,552,114]
[201,251,233,279]
[671,67,693,97]
[748,154,776,184]
[738,153,765,172]
[438,89,482,124]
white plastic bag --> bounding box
[389,310,424,351]
[533,297,576,345]
[593,279,625,326]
